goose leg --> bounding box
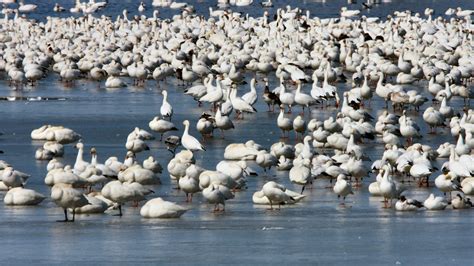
[71,209,76,222]
[57,209,69,222]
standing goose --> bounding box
[51,183,89,222]
[73,142,89,175]
[294,81,315,114]
[101,180,154,216]
[333,174,353,205]
[242,78,258,106]
[359,75,372,104]
[277,108,293,138]
[202,184,228,212]
[215,107,234,138]
[263,79,280,112]
[199,76,223,110]
[379,165,397,208]
[289,158,312,194]
[182,120,205,152]
[278,78,295,113]
[160,90,173,120]
[230,85,256,119]
[423,107,444,134]
[149,116,178,141]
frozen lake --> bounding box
[0,0,473,264]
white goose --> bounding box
[333,174,353,205]
[277,108,292,138]
[160,90,173,120]
[261,181,294,210]
[230,85,257,119]
[182,120,205,152]
[241,78,258,106]
[4,187,45,206]
[423,193,448,210]
[215,108,234,138]
[379,165,397,208]
[278,78,295,113]
[140,198,187,218]
[73,142,89,175]
[294,81,315,113]
[51,183,89,222]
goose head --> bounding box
[75,142,84,150]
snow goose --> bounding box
[294,81,315,113]
[215,107,234,138]
[395,196,423,211]
[140,198,187,218]
[289,158,312,193]
[439,96,454,119]
[242,78,258,106]
[18,1,37,13]
[451,194,473,209]
[277,155,293,171]
[143,156,163,174]
[333,174,353,205]
[2,167,29,189]
[293,115,307,140]
[455,134,470,156]
[278,78,295,113]
[51,183,89,222]
[256,150,278,172]
[230,85,256,119]
[202,184,231,212]
[138,1,146,12]
[423,107,444,133]
[423,194,448,210]
[277,108,293,138]
[4,187,45,206]
[375,72,392,107]
[461,178,474,196]
[399,111,420,145]
[200,76,223,109]
[160,90,173,120]
[149,116,178,140]
[179,167,202,202]
[196,113,215,138]
[261,181,294,210]
[182,120,205,152]
[379,165,397,208]
[428,76,443,96]
[53,3,65,12]
[184,78,209,104]
[101,180,154,216]
[435,80,452,102]
[434,172,462,197]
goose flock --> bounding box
[0,2,473,223]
